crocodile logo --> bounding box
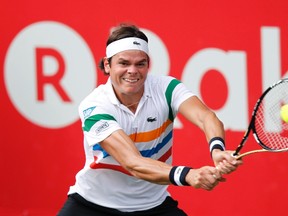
[147,117,157,122]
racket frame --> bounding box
[233,78,288,157]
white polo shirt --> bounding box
[68,74,194,212]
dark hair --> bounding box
[98,23,149,74]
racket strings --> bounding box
[254,80,288,150]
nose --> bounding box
[127,65,138,74]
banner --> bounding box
[1,0,287,215]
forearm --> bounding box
[125,155,172,184]
[179,96,225,141]
[202,111,225,142]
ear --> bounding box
[103,57,110,74]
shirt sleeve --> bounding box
[172,82,195,111]
[79,104,122,147]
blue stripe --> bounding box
[93,144,109,158]
[92,130,173,159]
[140,130,173,157]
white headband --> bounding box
[106,37,149,58]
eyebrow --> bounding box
[117,57,148,63]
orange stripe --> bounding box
[129,119,172,142]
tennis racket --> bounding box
[233,78,288,159]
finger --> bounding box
[217,162,234,174]
[227,152,244,165]
[207,172,220,185]
[212,171,223,181]
[224,160,237,169]
[194,174,218,190]
[216,164,227,175]
[202,180,218,191]
[195,167,223,190]
[216,162,227,173]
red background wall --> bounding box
[1,0,287,215]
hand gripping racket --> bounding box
[233,78,288,159]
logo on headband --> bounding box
[133,41,141,45]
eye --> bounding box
[119,61,128,66]
[137,62,147,67]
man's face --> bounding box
[104,50,149,99]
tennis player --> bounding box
[57,23,242,216]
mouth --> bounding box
[123,78,139,83]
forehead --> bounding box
[113,50,149,61]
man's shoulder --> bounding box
[146,74,176,85]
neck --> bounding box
[125,101,140,108]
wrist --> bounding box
[209,137,225,158]
[169,166,192,186]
